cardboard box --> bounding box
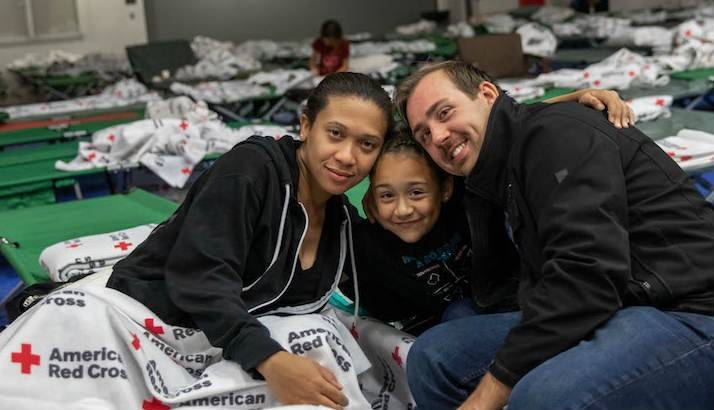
[458,34,527,79]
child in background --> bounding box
[310,19,350,75]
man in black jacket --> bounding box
[395,61,714,410]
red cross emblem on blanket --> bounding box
[181,167,191,175]
[391,346,403,367]
[142,398,170,410]
[114,241,133,251]
[179,121,189,130]
[87,152,97,161]
[131,332,141,350]
[108,134,116,142]
[66,242,81,249]
[11,343,40,374]
[655,98,666,107]
[144,318,165,335]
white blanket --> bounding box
[55,121,295,188]
[656,129,714,174]
[0,277,415,409]
[2,79,161,120]
[39,224,156,282]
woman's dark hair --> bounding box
[371,129,449,188]
[320,19,343,39]
[304,72,395,140]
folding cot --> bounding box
[0,110,144,150]
[0,189,177,285]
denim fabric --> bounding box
[407,306,714,410]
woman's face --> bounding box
[371,152,451,243]
[299,95,388,197]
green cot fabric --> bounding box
[523,87,577,104]
[0,156,100,191]
[0,119,134,148]
[671,68,714,81]
[0,141,79,168]
[0,189,177,284]
[0,181,56,211]
[0,112,8,123]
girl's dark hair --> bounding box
[304,72,395,139]
[371,130,449,188]
[320,19,343,39]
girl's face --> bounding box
[299,95,387,198]
[371,152,452,243]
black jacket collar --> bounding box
[464,94,521,208]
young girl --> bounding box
[0,72,393,410]
[347,134,475,332]
[310,20,350,76]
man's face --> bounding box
[406,70,498,176]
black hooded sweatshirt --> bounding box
[108,136,359,373]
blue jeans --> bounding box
[408,304,714,410]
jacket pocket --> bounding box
[626,253,674,307]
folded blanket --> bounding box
[627,95,672,122]
[39,224,156,282]
[657,129,714,173]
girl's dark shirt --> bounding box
[348,184,472,325]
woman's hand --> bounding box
[577,89,636,129]
[545,88,636,129]
[257,351,349,409]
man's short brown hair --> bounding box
[394,61,498,128]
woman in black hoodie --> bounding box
[107,72,394,408]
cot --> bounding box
[0,189,177,285]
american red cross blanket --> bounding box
[0,276,415,409]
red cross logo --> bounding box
[108,134,116,142]
[685,29,692,37]
[114,241,133,251]
[144,318,165,335]
[181,167,191,175]
[142,398,170,410]
[66,242,81,249]
[350,323,359,340]
[583,71,589,78]
[667,151,675,157]
[593,80,601,87]
[628,71,636,77]
[11,344,40,374]
[87,152,97,161]
[179,121,189,130]
[655,98,666,107]
[680,155,692,162]
[131,332,141,350]
[391,346,403,367]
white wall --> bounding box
[0,0,148,67]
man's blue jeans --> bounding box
[408,301,714,410]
